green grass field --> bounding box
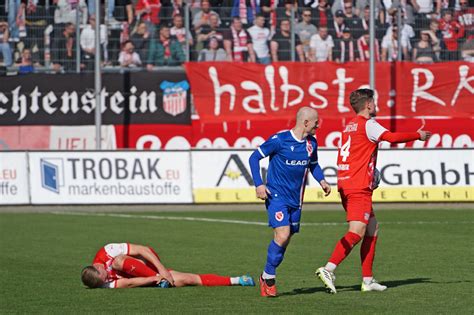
[1,208,473,314]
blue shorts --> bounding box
[265,197,302,234]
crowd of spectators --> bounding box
[0,0,473,72]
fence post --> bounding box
[185,3,190,62]
[290,6,295,62]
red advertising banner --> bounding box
[184,62,474,122]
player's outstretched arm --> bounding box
[115,275,163,289]
[128,244,175,286]
[379,129,432,143]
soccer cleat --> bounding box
[259,275,277,297]
[361,279,387,292]
[315,267,337,294]
[238,275,255,286]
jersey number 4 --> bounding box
[340,136,351,162]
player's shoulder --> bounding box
[267,130,290,141]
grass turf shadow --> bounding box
[280,278,433,296]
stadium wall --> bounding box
[1,62,473,151]
[1,149,473,205]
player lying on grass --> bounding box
[81,243,255,289]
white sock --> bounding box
[325,262,337,272]
[262,271,276,279]
[363,277,373,284]
[230,277,240,285]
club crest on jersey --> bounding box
[290,146,294,151]
[275,211,284,222]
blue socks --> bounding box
[264,240,286,276]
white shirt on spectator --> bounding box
[310,33,334,61]
[80,24,107,51]
[118,51,142,67]
[382,33,409,61]
[417,0,434,13]
[247,25,271,58]
[386,24,414,49]
[54,0,88,25]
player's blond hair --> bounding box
[81,266,104,288]
[349,88,374,113]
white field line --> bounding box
[50,212,473,226]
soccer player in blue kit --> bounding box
[249,107,331,297]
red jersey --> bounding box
[93,243,130,288]
[337,116,387,191]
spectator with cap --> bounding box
[333,26,356,62]
[329,9,347,39]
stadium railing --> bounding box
[0,2,473,74]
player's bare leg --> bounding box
[260,226,291,297]
[170,271,255,287]
[316,221,366,294]
[360,217,387,292]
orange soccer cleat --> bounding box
[259,275,277,297]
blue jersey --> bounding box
[256,130,321,208]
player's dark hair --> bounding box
[349,89,374,113]
[81,266,104,289]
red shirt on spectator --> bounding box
[135,0,162,25]
[439,19,465,51]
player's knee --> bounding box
[274,232,291,247]
[111,255,126,270]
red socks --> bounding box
[360,236,378,277]
[122,258,157,277]
[328,231,362,266]
[198,274,231,286]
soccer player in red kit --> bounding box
[81,243,255,289]
[315,88,431,294]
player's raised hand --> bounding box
[256,185,271,200]
[320,180,331,197]
[417,129,432,141]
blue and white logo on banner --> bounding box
[40,159,64,194]
[160,80,189,117]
